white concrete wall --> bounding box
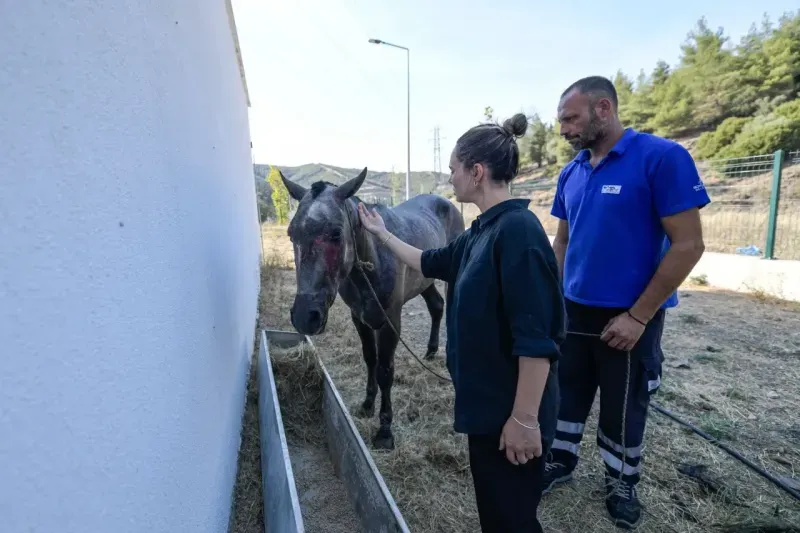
[0,2,260,532]
[545,237,799,302]
[687,252,800,301]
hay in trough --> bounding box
[269,343,364,533]
[270,343,325,445]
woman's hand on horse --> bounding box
[358,203,387,236]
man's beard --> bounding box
[565,109,606,150]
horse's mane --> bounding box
[310,180,337,198]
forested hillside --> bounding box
[514,11,800,171]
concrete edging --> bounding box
[260,328,411,533]
[258,330,305,533]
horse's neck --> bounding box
[349,224,381,281]
[344,204,387,294]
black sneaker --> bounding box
[542,460,574,495]
[604,474,642,529]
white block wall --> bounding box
[0,1,260,531]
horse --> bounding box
[279,167,465,450]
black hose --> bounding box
[649,401,800,502]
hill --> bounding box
[253,163,451,220]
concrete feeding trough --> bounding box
[258,328,410,533]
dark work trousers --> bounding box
[468,432,548,533]
[550,299,665,486]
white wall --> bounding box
[687,252,800,301]
[0,2,260,532]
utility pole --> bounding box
[368,38,410,199]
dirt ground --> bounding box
[252,225,800,533]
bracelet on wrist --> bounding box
[380,232,394,245]
[512,415,540,431]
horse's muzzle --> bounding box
[290,296,328,335]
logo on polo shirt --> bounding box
[693,179,705,192]
[601,184,622,194]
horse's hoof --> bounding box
[357,401,375,418]
[372,432,395,450]
[424,347,438,360]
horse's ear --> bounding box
[334,167,368,201]
[280,170,308,201]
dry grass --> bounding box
[257,225,800,533]
[227,261,281,533]
[227,349,264,533]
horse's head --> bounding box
[281,167,368,335]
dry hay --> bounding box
[270,342,364,533]
[270,342,326,445]
[228,261,282,533]
[227,341,264,533]
[256,236,800,533]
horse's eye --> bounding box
[330,229,342,242]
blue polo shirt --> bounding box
[420,199,564,438]
[551,128,711,309]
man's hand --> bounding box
[499,412,542,465]
[600,312,646,352]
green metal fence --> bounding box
[697,150,799,260]
[509,149,800,260]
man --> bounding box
[542,76,710,529]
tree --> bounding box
[267,166,290,224]
[469,11,800,172]
[528,113,549,167]
[611,10,800,139]
[542,122,576,176]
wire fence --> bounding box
[695,154,776,257]
[778,149,800,259]
[510,149,800,260]
[697,150,798,259]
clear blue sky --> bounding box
[232,0,797,173]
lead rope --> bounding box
[344,204,453,383]
[563,331,630,503]
[345,205,629,498]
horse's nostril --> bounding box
[308,309,322,327]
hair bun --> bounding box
[502,113,528,138]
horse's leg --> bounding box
[420,283,444,360]
[373,308,401,450]
[351,310,378,418]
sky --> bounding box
[231,0,798,173]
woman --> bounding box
[358,113,565,532]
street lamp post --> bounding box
[368,38,410,201]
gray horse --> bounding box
[280,167,464,449]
